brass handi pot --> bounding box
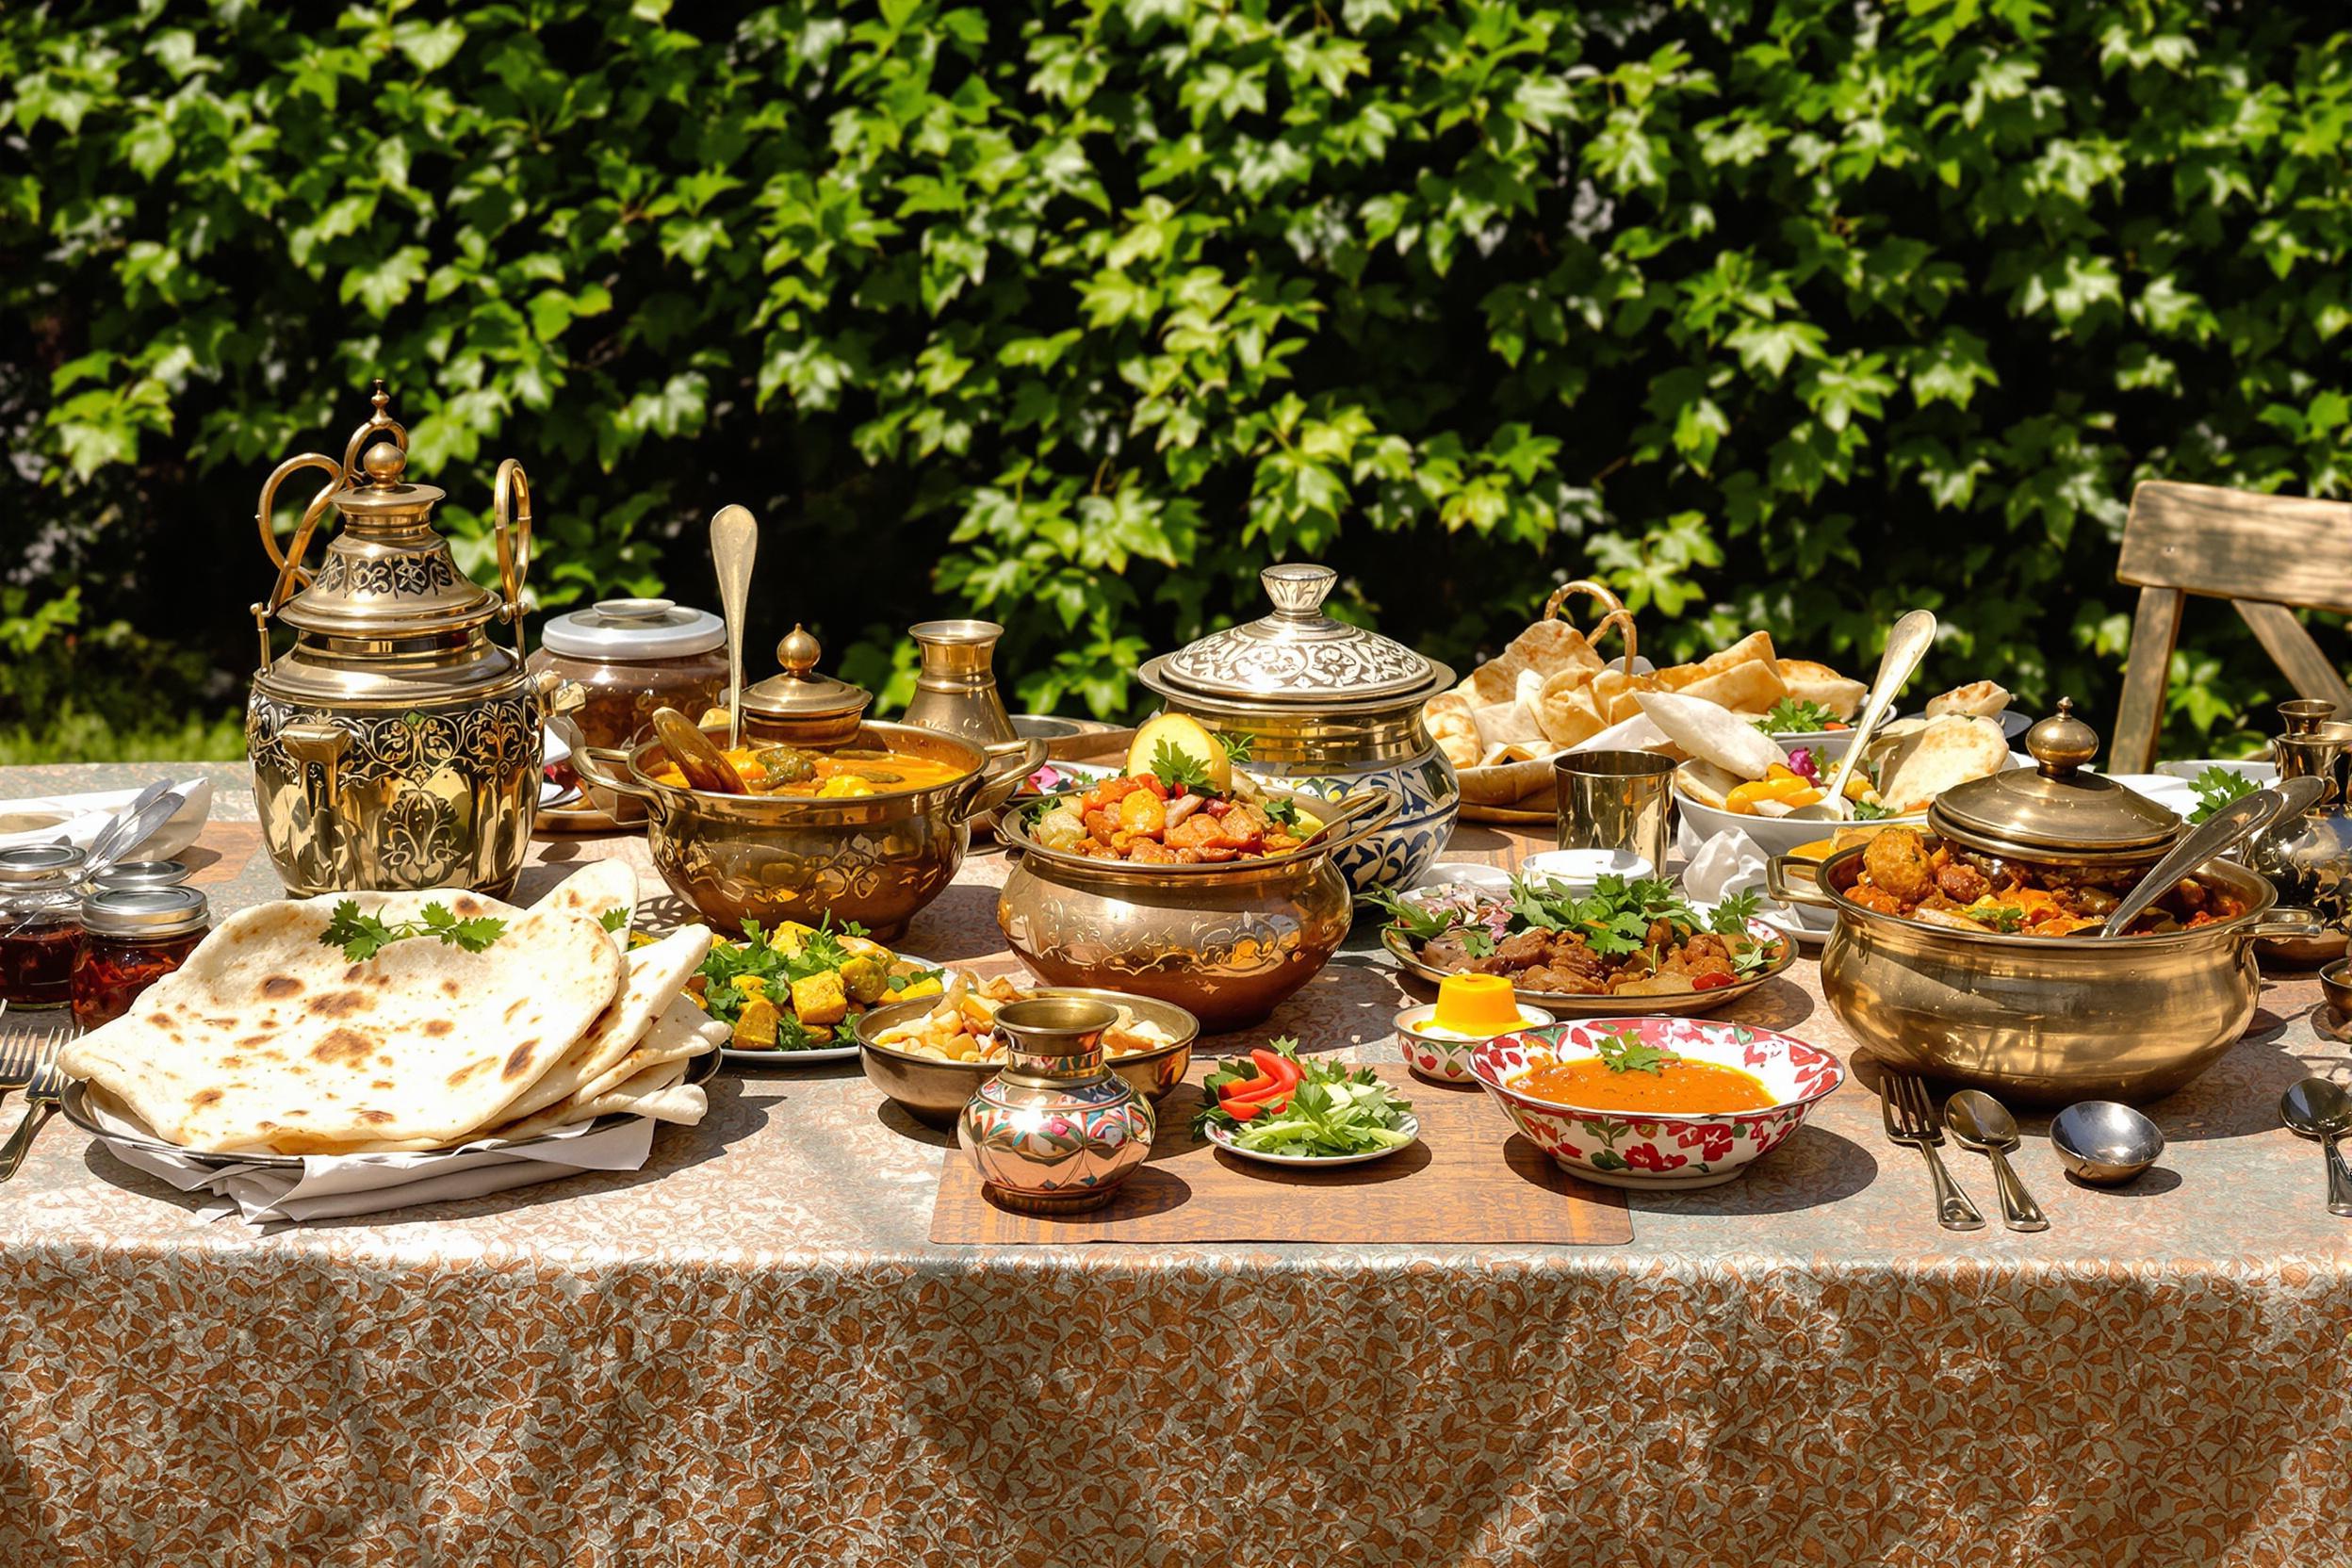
[1769,702,2318,1103]
[996,785,1400,1032]
[573,717,1037,940]
[245,384,575,897]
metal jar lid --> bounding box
[741,624,872,746]
[0,844,88,890]
[542,597,727,662]
[1928,698,2181,864]
[1137,564,1451,711]
[82,886,210,939]
[90,859,191,893]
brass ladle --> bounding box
[652,706,747,794]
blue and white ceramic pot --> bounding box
[1136,564,1459,896]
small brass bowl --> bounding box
[2320,956,2352,1019]
[855,985,1199,1129]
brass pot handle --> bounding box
[573,745,662,805]
[2254,906,2326,939]
[493,457,533,658]
[958,738,1050,824]
[1764,855,1837,908]
[255,451,343,592]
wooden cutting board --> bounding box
[930,1068,1631,1246]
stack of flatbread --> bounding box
[1428,616,1868,810]
[60,863,726,1155]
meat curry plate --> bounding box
[1845,826,2248,939]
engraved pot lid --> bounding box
[542,597,726,661]
[742,624,872,742]
[1138,564,1446,710]
[276,391,498,639]
[1928,697,2181,862]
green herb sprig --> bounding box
[1752,698,1845,735]
[1592,1026,1680,1075]
[1149,739,1217,793]
[2186,765,2258,825]
[320,900,508,962]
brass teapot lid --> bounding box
[269,385,503,641]
[1929,698,2181,861]
[1137,564,1450,710]
[742,624,871,746]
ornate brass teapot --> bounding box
[245,384,570,897]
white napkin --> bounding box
[1680,823,1771,905]
[1562,713,1676,757]
[98,1115,658,1226]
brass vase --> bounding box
[956,997,1155,1213]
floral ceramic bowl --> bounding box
[1467,1017,1844,1190]
[1393,1001,1555,1083]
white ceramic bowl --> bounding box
[1405,860,1515,898]
[1394,1001,1556,1083]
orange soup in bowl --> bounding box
[1512,1056,1776,1115]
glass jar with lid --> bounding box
[89,859,191,894]
[73,887,212,1029]
[531,598,729,821]
[0,844,90,1007]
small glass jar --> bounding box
[0,845,89,1008]
[89,859,191,894]
[73,887,211,1029]
[529,597,729,754]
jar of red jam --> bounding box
[0,844,89,1008]
[73,887,211,1029]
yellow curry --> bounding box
[650,744,970,798]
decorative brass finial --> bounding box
[2027,696,2099,776]
[778,623,821,674]
[361,440,405,485]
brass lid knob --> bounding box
[2027,696,2099,776]
[778,623,823,675]
[362,440,406,486]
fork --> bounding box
[0,1029,70,1182]
[1881,1070,1986,1231]
[0,1026,37,1102]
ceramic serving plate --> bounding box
[1383,910,1796,1018]
[1204,1111,1420,1168]
[1468,1017,1843,1190]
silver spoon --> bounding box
[710,505,758,752]
[1944,1088,2050,1232]
[2050,1101,2164,1185]
[83,779,174,869]
[83,789,186,879]
[2096,782,2304,937]
[1790,609,1937,822]
[2278,1077,2352,1217]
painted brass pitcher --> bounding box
[245,383,572,897]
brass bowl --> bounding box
[574,720,1039,940]
[996,786,1400,1032]
[1768,842,2318,1103]
[854,986,1200,1129]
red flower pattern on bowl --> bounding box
[1467,1017,1844,1191]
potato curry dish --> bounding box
[1847,826,2246,938]
[649,744,969,799]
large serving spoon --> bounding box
[710,504,758,752]
[2278,1076,2352,1217]
[1789,608,1938,822]
[2093,778,2318,938]
[1944,1088,2050,1232]
[651,706,748,794]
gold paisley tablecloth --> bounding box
[2,764,2349,1567]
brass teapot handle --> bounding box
[493,457,534,661]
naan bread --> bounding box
[1926,680,2012,719]
[1463,619,1605,706]
[60,891,623,1154]
[1637,690,1784,781]
[1778,660,1867,720]
[1425,691,1480,770]
[490,924,714,1124]
[1655,630,1778,693]
[1875,715,2011,815]
[569,995,727,1107]
[494,1054,708,1140]
[1674,657,1788,715]
[532,861,640,950]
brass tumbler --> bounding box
[1553,750,1676,871]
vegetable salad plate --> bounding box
[1204,1111,1421,1168]
[1192,1038,1420,1167]
[1468,1018,1843,1190]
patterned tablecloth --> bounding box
[2,762,2349,1567]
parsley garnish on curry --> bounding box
[1375,875,1784,998]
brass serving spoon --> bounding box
[710,504,758,751]
[652,706,747,794]
[1788,609,1937,822]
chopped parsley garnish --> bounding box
[1592,1026,1678,1075]
[1753,698,1845,735]
[1148,739,1217,793]
[2186,765,2259,825]
[320,900,507,961]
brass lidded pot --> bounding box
[1136,564,1457,893]
[245,383,569,897]
[1768,700,2315,1103]
[741,625,872,749]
